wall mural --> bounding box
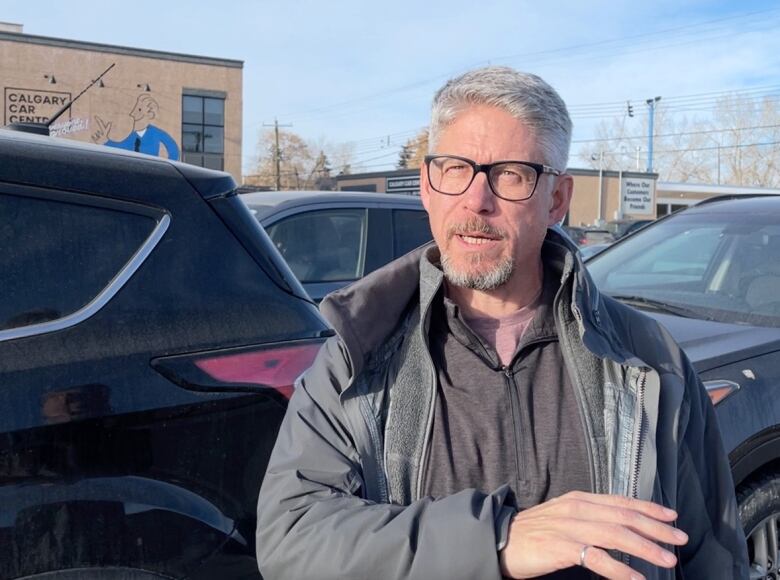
[91,93,179,160]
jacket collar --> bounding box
[319,228,646,384]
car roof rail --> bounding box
[695,193,780,206]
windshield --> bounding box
[587,211,780,328]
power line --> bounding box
[656,139,780,155]
[494,7,780,66]
[593,138,780,157]
[573,123,780,145]
[251,7,780,125]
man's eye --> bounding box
[500,169,524,180]
[443,164,467,174]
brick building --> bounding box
[0,22,242,178]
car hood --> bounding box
[641,311,780,371]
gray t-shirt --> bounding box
[422,277,592,579]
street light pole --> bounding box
[592,151,605,225]
[646,96,661,173]
[717,143,722,185]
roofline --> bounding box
[566,167,657,179]
[0,31,243,69]
[336,169,421,180]
[240,190,424,202]
[336,167,658,181]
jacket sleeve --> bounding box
[676,355,750,578]
[255,337,514,580]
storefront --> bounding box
[336,166,659,226]
[336,165,780,226]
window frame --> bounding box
[0,183,169,343]
[264,207,369,283]
[181,91,226,171]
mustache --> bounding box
[446,218,506,240]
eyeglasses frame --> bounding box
[423,154,562,202]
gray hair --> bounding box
[428,66,572,171]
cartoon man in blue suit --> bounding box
[92,93,180,160]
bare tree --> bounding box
[577,95,780,187]
[398,128,429,169]
[249,131,357,190]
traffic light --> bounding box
[627,101,634,117]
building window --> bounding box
[182,94,224,170]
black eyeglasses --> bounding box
[424,154,561,201]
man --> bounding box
[256,67,748,579]
[92,93,180,160]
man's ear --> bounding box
[419,165,431,213]
[147,99,159,120]
[547,174,573,226]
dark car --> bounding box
[606,218,654,240]
[240,190,432,301]
[0,128,334,578]
[561,224,615,247]
[561,225,587,245]
[586,195,780,579]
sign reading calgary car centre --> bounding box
[4,87,72,124]
[620,177,656,216]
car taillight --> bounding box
[152,340,324,399]
[194,343,322,398]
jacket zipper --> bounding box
[359,388,390,503]
[623,367,648,569]
[502,366,526,494]
[415,304,439,501]
[629,368,648,499]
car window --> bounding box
[265,208,367,283]
[392,209,432,257]
[1,191,157,332]
[608,226,722,285]
[588,212,780,327]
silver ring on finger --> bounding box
[579,544,591,568]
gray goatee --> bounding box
[441,218,513,290]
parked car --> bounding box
[606,218,654,240]
[0,128,334,578]
[580,228,614,246]
[586,195,780,579]
[561,224,615,246]
[561,224,587,245]
[578,241,611,260]
[240,190,432,301]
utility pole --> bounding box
[591,151,605,225]
[263,118,292,190]
[646,96,661,173]
[717,143,721,184]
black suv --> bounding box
[0,129,333,579]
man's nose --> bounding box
[462,171,496,214]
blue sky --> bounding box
[4,0,780,175]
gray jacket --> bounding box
[256,230,749,579]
